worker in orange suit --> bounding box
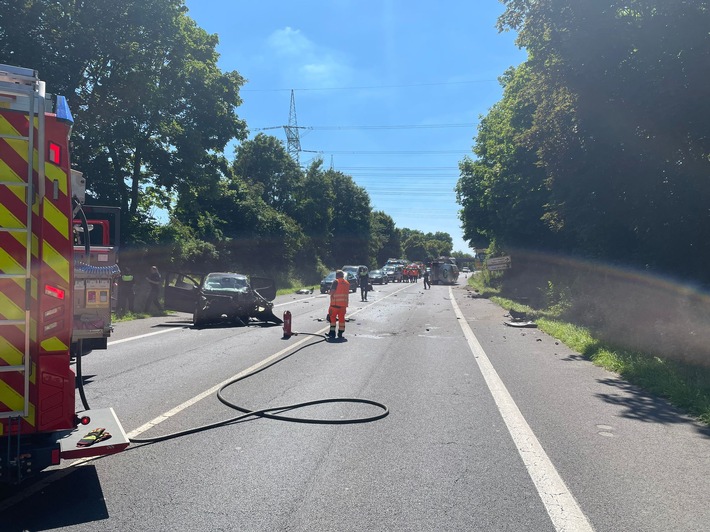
[328,270,350,339]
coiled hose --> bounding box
[76,334,388,445]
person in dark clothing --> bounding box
[117,266,135,315]
[144,265,163,313]
[358,266,369,301]
[423,268,431,289]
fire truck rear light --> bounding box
[79,416,91,425]
[44,284,65,299]
[51,448,61,465]
[48,142,61,164]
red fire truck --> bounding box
[0,63,128,483]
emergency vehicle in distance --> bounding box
[0,63,129,483]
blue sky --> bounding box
[183,0,526,253]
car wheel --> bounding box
[194,307,207,328]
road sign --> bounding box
[486,256,512,270]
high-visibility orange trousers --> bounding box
[328,305,346,332]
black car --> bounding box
[164,271,282,327]
[368,269,389,284]
[320,271,358,294]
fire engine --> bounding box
[0,63,128,483]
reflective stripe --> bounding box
[42,240,70,283]
[40,336,68,352]
[330,278,350,307]
[44,200,69,239]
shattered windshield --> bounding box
[203,274,249,293]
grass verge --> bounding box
[465,273,710,425]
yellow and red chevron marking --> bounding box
[0,108,75,434]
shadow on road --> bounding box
[594,377,710,438]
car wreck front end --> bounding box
[164,271,283,327]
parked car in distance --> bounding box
[341,265,360,276]
[461,267,471,273]
[320,270,358,294]
[368,269,389,284]
[383,264,403,282]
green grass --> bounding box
[484,292,710,425]
[112,309,170,322]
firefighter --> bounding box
[117,266,135,314]
[328,270,350,339]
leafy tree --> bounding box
[291,159,335,270]
[370,211,401,267]
[0,0,247,245]
[400,229,453,260]
[234,133,303,216]
[431,232,454,254]
[403,233,428,262]
[492,0,710,278]
[327,170,372,267]
[456,65,554,251]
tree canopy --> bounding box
[458,0,710,282]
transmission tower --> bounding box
[285,89,302,165]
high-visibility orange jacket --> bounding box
[330,278,350,308]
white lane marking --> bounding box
[449,286,595,532]
[108,283,412,346]
[126,283,413,437]
[127,333,320,438]
[108,327,182,346]
[0,284,417,512]
[129,283,414,437]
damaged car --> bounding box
[164,271,283,328]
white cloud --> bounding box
[267,27,314,57]
[266,27,354,88]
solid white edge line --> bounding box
[449,286,595,532]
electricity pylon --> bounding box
[285,89,302,165]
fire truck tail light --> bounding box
[48,142,61,164]
[44,284,65,300]
[51,447,61,465]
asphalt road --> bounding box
[2,281,709,531]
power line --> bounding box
[302,150,468,155]
[242,79,498,93]
[338,166,458,170]
[310,123,472,130]
[253,123,473,132]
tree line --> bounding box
[0,0,459,284]
[456,0,710,284]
